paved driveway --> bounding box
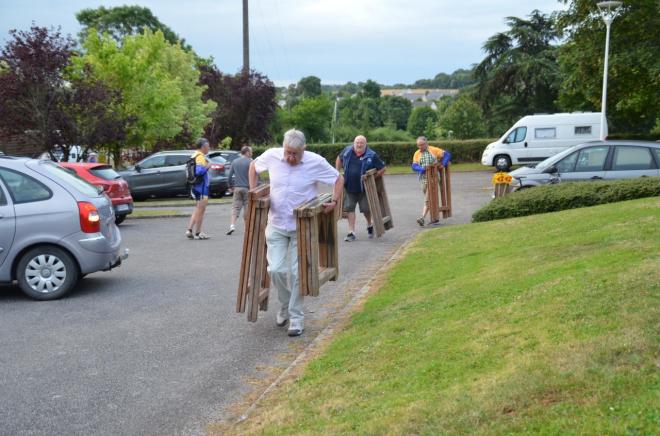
[0,172,492,435]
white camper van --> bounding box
[481,112,606,171]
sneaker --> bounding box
[287,320,304,337]
[195,232,211,240]
[367,226,374,239]
[344,232,356,242]
[430,219,441,226]
[226,225,235,235]
[416,217,425,227]
[185,229,194,239]
[276,309,289,327]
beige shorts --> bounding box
[232,187,249,218]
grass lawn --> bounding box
[128,209,185,218]
[387,162,488,174]
[228,197,660,434]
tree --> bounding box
[438,94,487,139]
[200,65,277,149]
[76,5,190,50]
[361,79,381,99]
[0,26,74,157]
[474,10,561,134]
[73,29,215,152]
[379,96,412,130]
[284,96,332,143]
[556,0,660,134]
[296,76,322,98]
[413,68,476,88]
[407,106,438,138]
[60,71,133,161]
[356,97,383,131]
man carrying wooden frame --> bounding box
[248,129,344,337]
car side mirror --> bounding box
[502,138,509,144]
[543,165,558,174]
[135,164,142,173]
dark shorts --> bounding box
[191,185,210,201]
[343,190,369,214]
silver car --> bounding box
[510,140,660,189]
[0,156,128,300]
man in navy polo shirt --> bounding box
[335,135,385,241]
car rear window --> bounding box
[40,161,100,197]
[0,168,52,204]
[208,155,227,164]
[90,165,121,180]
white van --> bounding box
[481,112,606,171]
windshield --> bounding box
[39,161,100,197]
[90,166,121,180]
[208,155,227,164]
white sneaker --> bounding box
[287,319,304,336]
[276,310,289,327]
[226,225,235,235]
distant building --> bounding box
[381,88,459,108]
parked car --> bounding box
[482,112,605,171]
[509,140,660,190]
[119,150,228,200]
[59,162,134,224]
[0,155,128,300]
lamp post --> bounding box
[596,1,623,140]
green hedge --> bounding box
[252,138,496,166]
[472,177,660,222]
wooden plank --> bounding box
[318,267,337,286]
[377,175,394,230]
[445,164,452,218]
[309,213,320,296]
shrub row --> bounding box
[472,177,660,222]
[252,138,496,166]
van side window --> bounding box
[575,146,608,172]
[612,146,654,171]
[506,127,527,143]
[0,183,6,205]
[575,126,592,135]
[535,127,556,139]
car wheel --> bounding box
[16,246,79,300]
[115,214,127,225]
[494,155,511,172]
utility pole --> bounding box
[242,0,249,75]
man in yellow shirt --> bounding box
[411,136,447,226]
[186,138,212,239]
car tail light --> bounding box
[211,163,225,171]
[78,201,101,233]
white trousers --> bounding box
[265,225,303,323]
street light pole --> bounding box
[596,1,623,140]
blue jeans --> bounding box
[265,225,303,323]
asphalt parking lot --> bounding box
[0,171,493,435]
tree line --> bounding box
[0,1,657,165]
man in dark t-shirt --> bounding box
[335,135,385,241]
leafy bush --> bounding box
[472,177,660,222]
[253,138,495,165]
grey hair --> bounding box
[240,145,252,155]
[283,129,306,150]
[195,137,209,148]
[416,136,428,143]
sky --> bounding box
[0,0,566,86]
